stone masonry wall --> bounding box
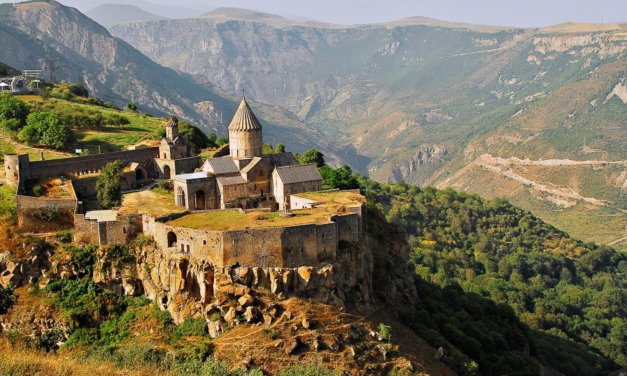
[17,194,77,233]
[25,147,159,181]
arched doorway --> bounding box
[163,165,171,179]
[194,190,206,210]
[135,168,145,181]
[167,231,177,247]
[177,187,186,207]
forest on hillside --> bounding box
[356,176,626,375]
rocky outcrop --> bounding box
[389,145,451,183]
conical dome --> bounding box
[228,98,262,131]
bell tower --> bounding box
[228,97,263,159]
[166,118,178,141]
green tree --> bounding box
[0,93,29,125]
[299,148,325,167]
[178,121,213,151]
[275,143,286,153]
[126,102,138,112]
[96,160,125,209]
[19,112,71,149]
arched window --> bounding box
[167,231,177,247]
[163,165,171,179]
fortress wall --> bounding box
[74,214,99,244]
[103,214,143,245]
[316,222,338,262]
[17,194,77,233]
[145,218,223,267]
[281,224,319,267]
[69,171,137,199]
[334,212,362,245]
[26,147,159,180]
[74,214,142,245]
[222,228,284,268]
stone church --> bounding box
[173,98,322,211]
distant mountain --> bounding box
[0,1,350,163]
[86,4,166,27]
[110,13,627,249]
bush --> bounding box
[0,93,29,125]
[0,283,18,314]
[69,245,97,274]
[378,323,392,342]
[125,102,138,112]
[18,112,72,149]
[56,230,73,243]
[32,185,44,197]
[278,363,338,376]
[174,317,208,339]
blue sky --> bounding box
[52,0,627,27]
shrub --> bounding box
[174,317,208,339]
[69,245,96,274]
[125,102,138,112]
[0,283,18,314]
[32,185,44,197]
[19,112,71,149]
[278,363,338,376]
[56,230,73,243]
[0,93,29,125]
[378,323,392,342]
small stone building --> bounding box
[173,97,322,210]
[273,164,323,210]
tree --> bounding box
[0,93,29,125]
[275,143,286,153]
[299,148,325,167]
[125,102,138,112]
[96,160,125,209]
[178,121,213,151]
[320,165,359,190]
[18,112,71,149]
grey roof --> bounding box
[228,97,262,131]
[240,157,263,175]
[217,175,247,186]
[175,172,210,181]
[275,163,322,184]
[203,157,240,175]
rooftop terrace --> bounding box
[119,188,186,217]
[166,190,364,231]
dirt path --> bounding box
[442,154,626,207]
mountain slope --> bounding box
[0,1,351,163]
[85,4,167,27]
[109,15,627,249]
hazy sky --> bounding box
[42,0,627,26]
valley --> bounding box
[109,11,626,249]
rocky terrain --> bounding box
[0,210,452,375]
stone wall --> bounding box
[75,214,143,245]
[17,194,77,233]
[142,208,362,269]
[25,147,159,181]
